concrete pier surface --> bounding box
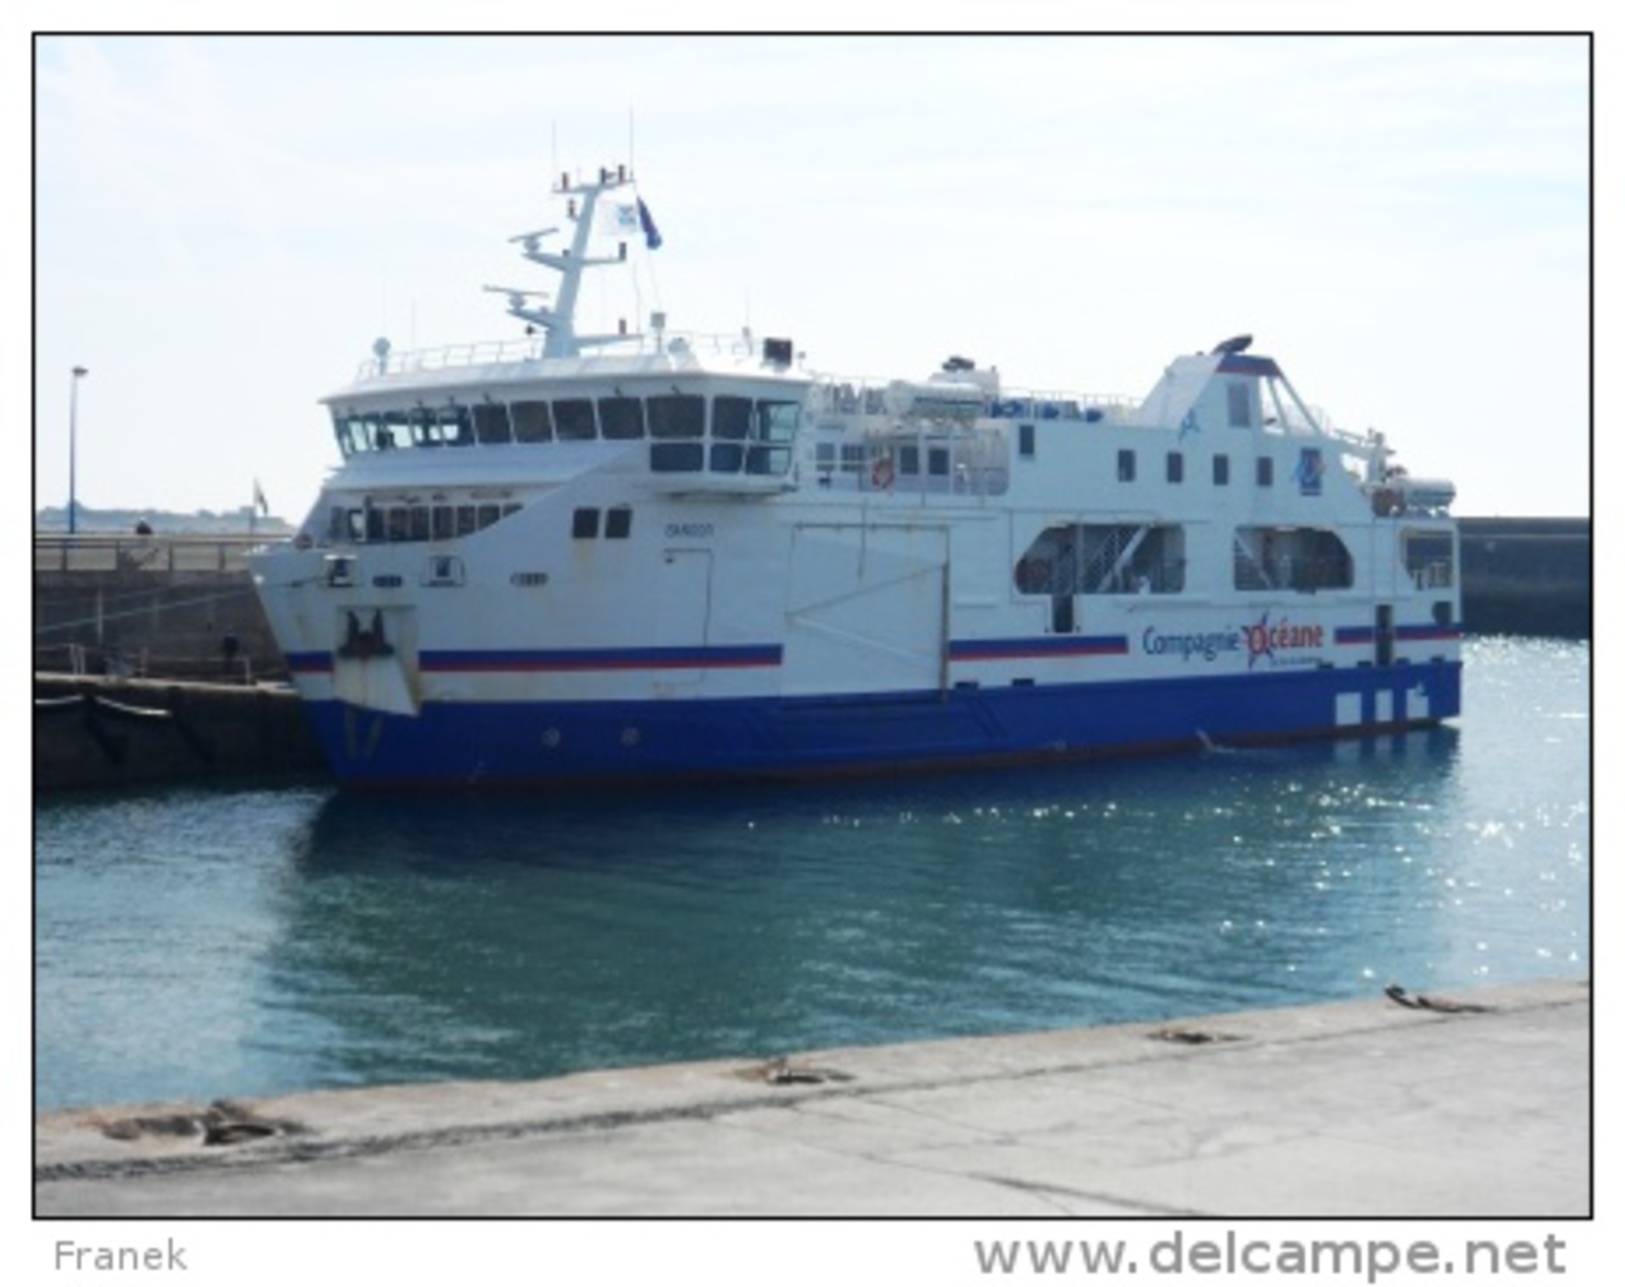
[35,979,1588,1218]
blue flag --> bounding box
[637,197,663,250]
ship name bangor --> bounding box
[250,164,1462,787]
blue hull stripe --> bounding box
[1335,625,1464,646]
[303,661,1464,787]
[950,635,1128,661]
[420,644,784,672]
[287,644,783,674]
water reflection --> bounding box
[259,729,1504,1091]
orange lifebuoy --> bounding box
[871,454,895,489]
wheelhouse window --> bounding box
[598,396,645,440]
[409,407,446,448]
[647,393,704,438]
[712,395,752,443]
[652,442,706,472]
[473,401,513,445]
[378,409,410,450]
[333,413,364,457]
[511,400,553,443]
[553,399,597,440]
[439,404,474,447]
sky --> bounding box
[29,30,1593,522]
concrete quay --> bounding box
[34,979,1589,1218]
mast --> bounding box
[488,165,640,359]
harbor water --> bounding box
[35,636,1589,1114]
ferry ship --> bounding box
[250,165,1462,787]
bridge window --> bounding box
[709,443,744,472]
[648,394,704,438]
[473,402,513,444]
[511,400,553,443]
[440,405,475,447]
[379,409,410,450]
[713,395,752,441]
[409,407,446,448]
[652,443,705,472]
[333,413,367,457]
[756,400,801,442]
[599,396,645,440]
[553,399,597,440]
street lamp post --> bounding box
[68,365,88,535]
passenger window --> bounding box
[605,507,633,539]
[572,507,600,539]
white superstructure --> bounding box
[251,165,1462,787]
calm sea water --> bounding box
[35,636,1590,1113]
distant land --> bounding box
[34,505,294,537]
